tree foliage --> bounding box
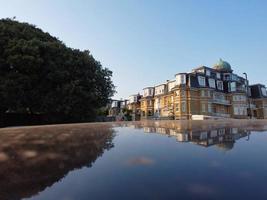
[0,18,115,121]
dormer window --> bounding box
[143,88,154,97]
[217,80,224,90]
[198,76,206,87]
[206,70,211,76]
[216,73,221,79]
[208,78,216,88]
[176,74,186,85]
[261,87,267,96]
[149,89,153,96]
[197,69,205,74]
[223,74,231,81]
[230,82,236,92]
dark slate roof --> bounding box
[250,84,266,98]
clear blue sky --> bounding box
[1,0,267,99]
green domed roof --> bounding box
[213,59,232,72]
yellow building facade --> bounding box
[130,60,267,120]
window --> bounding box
[182,102,186,112]
[201,103,206,112]
[232,74,238,81]
[208,103,212,113]
[198,76,206,87]
[208,78,216,88]
[200,132,208,140]
[155,86,165,95]
[248,87,252,96]
[181,90,185,97]
[155,98,160,109]
[216,73,221,79]
[233,95,237,101]
[243,107,247,115]
[144,91,147,97]
[234,106,247,115]
[230,82,236,92]
[218,129,225,135]
[234,95,246,101]
[210,130,217,138]
[144,88,153,97]
[240,84,246,91]
[261,87,267,96]
[164,97,167,106]
[175,103,179,112]
[201,90,205,97]
[206,70,211,76]
[224,74,230,81]
[217,81,223,90]
[234,107,238,115]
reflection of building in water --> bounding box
[156,127,170,135]
[142,126,250,149]
[168,129,189,142]
[190,128,249,148]
[0,124,115,200]
[143,127,156,133]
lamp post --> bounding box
[243,73,252,119]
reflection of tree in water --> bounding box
[0,123,115,200]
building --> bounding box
[249,84,267,119]
[127,94,142,120]
[140,87,155,119]
[131,59,267,120]
[108,99,128,120]
[153,81,175,120]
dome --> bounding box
[216,142,235,152]
[213,59,232,72]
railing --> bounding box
[236,87,246,92]
[212,112,231,118]
[211,98,231,105]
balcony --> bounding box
[211,98,231,105]
[236,87,247,93]
[250,104,256,109]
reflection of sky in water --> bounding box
[0,121,266,200]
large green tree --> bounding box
[0,18,115,122]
